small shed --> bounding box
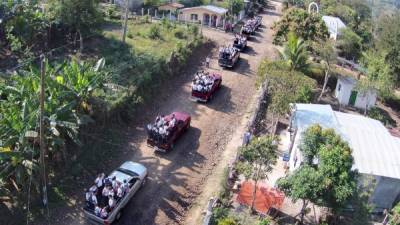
[335,75,377,110]
[178,5,227,27]
[322,15,346,40]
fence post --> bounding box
[141,8,144,16]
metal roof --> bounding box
[293,104,400,179]
[180,5,228,15]
[322,16,347,35]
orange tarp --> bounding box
[236,181,285,214]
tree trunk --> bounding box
[318,69,330,101]
[79,30,84,53]
[250,165,261,212]
[300,199,308,224]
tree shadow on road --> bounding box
[235,58,252,76]
[116,127,204,225]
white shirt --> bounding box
[102,187,110,197]
[85,192,91,201]
[95,206,101,216]
[122,182,129,193]
[95,176,103,188]
[100,208,108,218]
[108,198,116,208]
[117,187,124,198]
[90,194,98,205]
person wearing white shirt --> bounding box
[85,189,91,202]
[100,207,108,218]
[95,173,104,188]
[102,186,111,197]
[108,195,116,209]
[122,180,130,194]
[94,205,101,217]
[90,193,98,206]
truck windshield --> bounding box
[117,168,139,178]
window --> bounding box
[338,84,341,92]
[190,14,198,21]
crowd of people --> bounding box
[219,46,238,60]
[191,71,216,93]
[85,173,130,219]
[241,16,262,35]
[147,114,177,143]
[233,34,247,48]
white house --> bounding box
[322,15,346,40]
[335,75,377,111]
[287,104,400,212]
[178,5,228,27]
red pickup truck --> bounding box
[191,73,222,102]
[146,112,191,152]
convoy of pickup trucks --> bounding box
[83,15,262,224]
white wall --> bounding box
[354,90,377,110]
[369,175,400,212]
[335,78,377,110]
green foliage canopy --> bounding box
[272,8,329,45]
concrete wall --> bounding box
[335,78,377,110]
[178,9,225,27]
[369,175,400,212]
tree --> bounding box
[375,12,400,85]
[277,124,357,222]
[313,39,337,101]
[358,50,394,104]
[236,136,278,212]
[279,32,309,72]
[337,28,362,60]
[388,202,400,225]
[48,0,102,51]
[257,60,316,132]
[272,8,329,45]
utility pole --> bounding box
[122,0,129,43]
[39,54,49,218]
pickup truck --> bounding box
[191,73,222,102]
[218,47,240,68]
[83,161,147,225]
[147,112,191,152]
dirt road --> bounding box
[46,2,282,225]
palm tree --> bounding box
[279,32,309,71]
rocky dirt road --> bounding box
[45,2,282,225]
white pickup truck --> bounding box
[83,161,147,225]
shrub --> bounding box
[174,28,186,39]
[148,24,162,39]
[127,32,133,39]
[218,217,238,225]
[210,207,229,225]
[257,218,272,225]
[367,107,396,126]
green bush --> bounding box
[257,218,272,225]
[210,207,230,225]
[148,24,162,39]
[127,32,133,39]
[367,107,396,126]
[174,28,186,39]
[218,217,238,225]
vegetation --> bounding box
[0,58,105,198]
[236,136,278,211]
[367,107,396,126]
[272,8,329,45]
[279,32,309,72]
[277,124,358,222]
[258,60,316,130]
[389,202,400,225]
[312,39,337,101]
[337,28,363,60]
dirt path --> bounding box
[42,3,282,225]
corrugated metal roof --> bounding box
[322,15,346,35]
[180,5,228,15]
[293,104,400,179]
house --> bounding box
[158,2,184,12]
[178,5,227,27]
[322,15,346,40]
[335,75,377,110]
[287,104,400,212]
